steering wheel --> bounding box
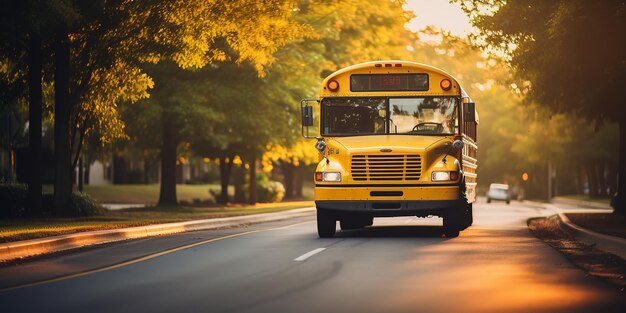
[411,122,443,132]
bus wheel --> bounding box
[317,209,336,238]
[443,225,460,238]
[464,204,473,229]
[443,210,462,238]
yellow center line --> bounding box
[0,220,313,293]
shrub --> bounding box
[0,184,104,217]
[68,192,106,216]
[0,184,28,217]
[42,192,106,216]
[256,180,285,203]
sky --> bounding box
[404,0,475,36]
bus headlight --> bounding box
[315,172,341,182]
[431,171,459,181]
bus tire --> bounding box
[458,184,472,229]
[317,209,336,238]
[443,226,460,238]
[443,210,463,238]
[461,204,473,230]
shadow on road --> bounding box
[335,225,445,238]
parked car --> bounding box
[487,183,510,204]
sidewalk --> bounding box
[102,203,148,210]
[0,207,315,263]
[528,198,626,259]
[552,196,612,210]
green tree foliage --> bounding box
[406,27,618,199]
[456,0,626,210]
[118,1,312,206]
[2,0,311,211]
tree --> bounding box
[130,0,416,206]
[0,0,53,215]
[457,0,626,212]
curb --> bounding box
[556,212,626,260]
[0,207,315,263]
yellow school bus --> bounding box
[301,60,478,238]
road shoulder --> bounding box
[528,216,626,291]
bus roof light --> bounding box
[440,78,452,91]
[395,64,402,67]
[375,64,382,67]
[385,64,392,67]
[327,80,339,92]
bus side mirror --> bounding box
[301,98,319,138]
[464,102,476,123]
[302,105,313,127]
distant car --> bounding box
[487,183,510,204]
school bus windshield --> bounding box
[322,97,458,136]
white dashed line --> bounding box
[294,248,326,262]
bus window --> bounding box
[389,97,457,135]
[322,98,386,135]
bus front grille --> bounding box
[351,154,422,181]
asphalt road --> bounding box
[1,200,624,313]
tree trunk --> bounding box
[614,118,626,214]
[233,164,246,203]
[78,155,84,192]
[143,159,149,184]
[27,32,42,216]
[294,165,303,198]
[607,160,617,196]
[248,152,257,204]
[84,158,91,185]
[575,168,584,195]
[218,155,233,204]
[280,161,294,199]
[586,164,597,198]
[53,28,72,216]
[158,111,178,206]
[597,161,607,197]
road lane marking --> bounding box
[0,220,313,293]
[294,248,326,262]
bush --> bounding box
[0,184,104,217]
[256,180,285,203]
[42,192,105,216]
[68,192,106,216]
[209,188,230,203]
[0,184,28,217]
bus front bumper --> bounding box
[314,185,460,217]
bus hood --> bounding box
[329,135,448,152]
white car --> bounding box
[487,183,510,204]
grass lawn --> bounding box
[82,184,224,204]
[43,183,314,204]
[0,201,314,243]
[566,213,626,239]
